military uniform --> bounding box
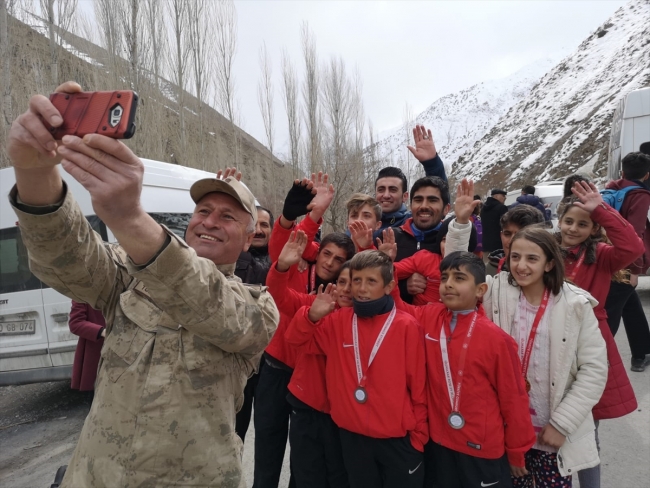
[10,185,279,488]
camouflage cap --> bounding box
[190,176,258,226]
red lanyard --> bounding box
[566,249,586,282]
[309,265,316,293]
[497,257,506,273]
[440,312,478,413]
[520,289,550,381]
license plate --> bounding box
[0,320,36,335]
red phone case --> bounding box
[44,91,138,139]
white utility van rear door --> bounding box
[0,227,52,375]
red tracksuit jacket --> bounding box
[563,203,642,420]
[394,249,443,305]
[286,306,429,452]
[397,299,535,466]
[266,263,330,413]
[265,213,322,367]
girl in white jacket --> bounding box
[483,227,607,487]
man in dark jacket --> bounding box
[393,176,477,302]
[509,185,550,221]
[234,205,274,442]
[480,189,509,258]
[235,206,274,286]
[604,151,650,372]
[375,125,447,232]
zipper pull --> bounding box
[417,241,421,250]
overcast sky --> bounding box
[230,0,628,155]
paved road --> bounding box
[2,284,649,488]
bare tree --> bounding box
[95,0,123,86]
[1,0,11,131]
[187,0,215,168]
[166,0,190,158]
[143,0,165,91]
[40,0,77,88]
[281,48,301,177]
[214,0,239,163]
[301,21,321,174]
[257,42,274,156]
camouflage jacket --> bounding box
[10,186,279,488]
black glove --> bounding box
[282,182,315,221]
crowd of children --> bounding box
[248,150,650,488]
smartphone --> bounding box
[44,90,139,139]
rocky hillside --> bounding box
[371,59,557,172]
[451,0,650,194]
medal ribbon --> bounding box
[309,264,316,293]
[519,289,551,381]
[440,312,478,412]
[566,248,586,282]
[352,306,396,388]
[497,257,506,273]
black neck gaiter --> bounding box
[352,295,395,318]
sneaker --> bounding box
[631,354,650,372]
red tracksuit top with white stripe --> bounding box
[266,263,330,413]
[286,305,429,452]
[398,299,535,466]
[394,249,443,305]
[265,214,322,368]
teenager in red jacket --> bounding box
[267,230,351,488]
[556,181,643,488]
[68,301,106,391]
[395,252,535,487]
[254,173,354,488]
[286,251,427,488]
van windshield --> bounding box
[0,216,107,295]
[149,213,192,238]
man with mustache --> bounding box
[235,206,274,286]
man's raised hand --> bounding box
[280,177,316,227]
[406,124,437,163]
[216,168,242,181]
[307,172,335,222]
[376,227,397,262]
[308,283,338,322]
[453,179,480,224]
[349,220,374,250]
[277,231,308,272]
[8,81,81,169]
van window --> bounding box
[0,227,43,294]
[149,213,192,238]
[0,216,108,295]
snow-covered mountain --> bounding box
[452,0,650,193]
[370,58,558,173]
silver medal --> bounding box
[354,387,367,404]
[448,412,465,429]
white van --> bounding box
[504,180,565,229]
[0,159,215,386]
[608,87,650,180]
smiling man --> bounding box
[374,125,448,232]
[6,82,278,488]
[393,176,478,303]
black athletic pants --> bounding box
[605,280,650,360]
[339,429,424,488]
[289,406,350,488]
[252,360,295,488]
[424,441,512,488]
[235,362,261,442]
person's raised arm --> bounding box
[269,178,316,260]
[305,171,335,224]
[8,82,84,205]
[406,124,446,182]
[571,181,644,273]
[445,179,480,255]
